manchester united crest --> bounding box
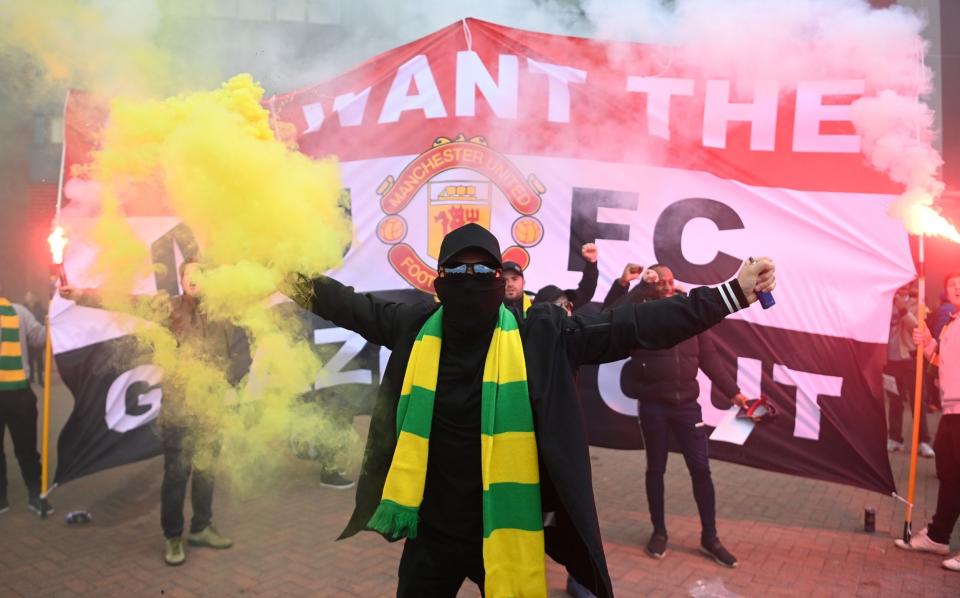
[376,134,546,293]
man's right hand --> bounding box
[619,263,643,287]
[279,272,315,310]
[913,326,934,349]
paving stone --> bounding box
[0,380,955,596]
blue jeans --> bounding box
[639,401,717,541]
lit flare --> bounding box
[47,225,69,285]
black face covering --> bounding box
[434,275,505,336]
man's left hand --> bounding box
[736,257,776,305]
[581,243,598,263]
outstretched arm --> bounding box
[567,258,775,365]
[285,274,425,350]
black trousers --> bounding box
[397,526,484,597]
[886,360,930,443]
[29,352,43,384]
[160,422,217,539]
[927,414,960,545]
[0,387,41,499]
[639,400,717,541]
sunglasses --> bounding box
[439,262,501,278]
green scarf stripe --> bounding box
[0,356,25,369]
[480,381,535,434]
[496,312,520,332]
[0,304,15,316]
[1,327,19,342]
[0,380,28,391]
[397,386,436,438]
[482,483,544,537]
[415,309,443,340]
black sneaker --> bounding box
[645,532,668,559]
[700,537,738,568]
[319,470,355,489]
[0,496,9,514]
[27,495,54,516]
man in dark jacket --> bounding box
[604,263,748,568]
[288,225,774,597]
[61,259,251,566]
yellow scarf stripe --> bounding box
[481,432,539,490]
[0,340,22,357]
[369,305,546,597]
[0,299,27,391]
[381,431,430,507]
[484,529,548,598]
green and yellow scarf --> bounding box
[368,305,546,598]
[0,298,28,391]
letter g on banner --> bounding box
[105,365,164,433]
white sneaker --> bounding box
[894,528,951,555]
[944,554,960,572]
[887,439,904,452]
[919,442,935,458]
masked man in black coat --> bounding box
[287,224,775,598]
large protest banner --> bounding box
[54,19,912,493]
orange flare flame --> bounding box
[906,205,960,244]
[48,226,68,264]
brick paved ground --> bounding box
[1,379,956,597]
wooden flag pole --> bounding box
[903,232,926,542]
[39,313,54,518]
[39,89,71,518]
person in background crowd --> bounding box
[895,271,960,572]
[291,384,357,490]
[530,244,603,316]
[885,281,935,457]
[23,291,46,385]
[926,288,954,413]
[503,243,599,317]
[285,223,775,597]
[603,263,748,568]
[531,285,575,315]
[60,259,251,566]
[0,282,51,516]
[607,262,663,303]
[932,289,956,341]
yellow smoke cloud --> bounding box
[3,0,358,492]
[87,74,356,494]
[0,0,198,97]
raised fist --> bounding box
[581,243,598,264]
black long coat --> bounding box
[300,276,747,598]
